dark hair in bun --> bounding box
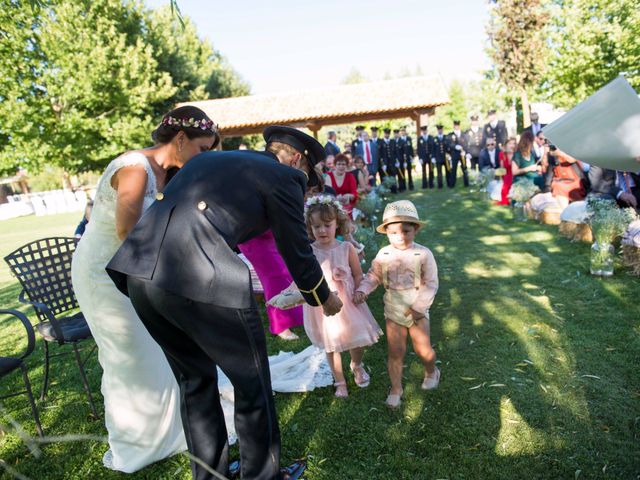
[151,105,220,148]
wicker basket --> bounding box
[622,244,640,276]
[540,207,562,225]
[559,221,593,242]
[524,201,538,220]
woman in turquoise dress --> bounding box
[511,130,545,188]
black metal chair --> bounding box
[0,309,44,437]
[4,237,98,417]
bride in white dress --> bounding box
[71,106,219,472]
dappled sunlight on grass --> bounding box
[464,252,541,278]
[479,231,555,246]
[495,396,565,457]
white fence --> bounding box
[0,189,95,221]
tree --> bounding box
[542,0,640,108]
[486,0,549,129]
[341,67,368,85]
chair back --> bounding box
[4,237,79,324]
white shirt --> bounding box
[488,149,496,167]
[471,126,479,133]
[490,120,498,129]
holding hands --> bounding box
[352,291,367,304]
[322,291,343,316]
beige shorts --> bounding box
[384,288,429,328]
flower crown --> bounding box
[161,116,218,134]
[304,195,346,215]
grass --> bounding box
[0,186,639,479]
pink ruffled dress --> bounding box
[304,241,382,353]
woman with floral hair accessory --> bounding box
[301,195,382,398]
[71,105,218,472]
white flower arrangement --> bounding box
[304,194,346,214]
[508,180,540,203]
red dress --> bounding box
[327,171,358,215]
[497,151,513,205]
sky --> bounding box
[144,0,492,95]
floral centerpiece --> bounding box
[468,168,494,192]
[355,192,381,228]
[508,180,540,220]
[586,197,637,276]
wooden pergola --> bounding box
[179,76,449,144]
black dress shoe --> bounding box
[280,460,306,480]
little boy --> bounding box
[353,200,440,408]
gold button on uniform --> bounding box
[197,201,207,211]
[155,192,164,201]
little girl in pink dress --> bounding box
[303,195,382,397]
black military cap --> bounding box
[393,129,400,133]
[383,128,391,134]
[355,125,365,131]
[470,114,479,121]
[420,126,427,131]
[488,109,497,115]
[436,124,444,129]
[263,125,326,187]
[371,126,379,132]
[453,120,461,126]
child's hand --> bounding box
[353,291,367,304]
[404,307,425,321]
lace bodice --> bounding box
[76,152,157,267]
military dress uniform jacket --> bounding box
[380,139,395,170]
[401,136,414,162]
[429,136,447,164]
[482,121,508,147]
[417,135,430,161]
[106,150,330,309]
[446,132,464,160]
[463,128,483,158]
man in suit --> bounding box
[393,129,407,191]
[523,112,546,136]
[417,125,431,189]
[429,124,447,189]
[482,109,508,148]
[587,165,620,200]
[370,126,384,183]
[380,128,397,193]
[351,125,364,156]
[479,138,501,170]
[616,170,640,211]
[463,115,483,171]
[324,130,340,156]
[446,120,469,188]
[106,126,342,480]
[355,131,379,185]
[399,127,415,190]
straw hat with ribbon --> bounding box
[376,200,426,233]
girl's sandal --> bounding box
[334,381,348,398]
[350,362,371,388]
[385,389,403,409]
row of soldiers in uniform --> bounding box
[324,110,509,193]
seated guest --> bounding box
[543,148,588,205]
[497,137,516,205]
[479,139,501,170]
[616,170,640,211]
[351,155,372,193]
[325,153,358,216]
[511,130,544,188]
[532,131,547,162]
[587,165,620,200]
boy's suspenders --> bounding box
[381,251,422,290]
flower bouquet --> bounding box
[586,197,637,276]
[353,225,378,263]
[468,168,494,193]
[355,193,380,228]
[508,180,540,220]
[622,220,640,276]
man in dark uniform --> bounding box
[106,126,342,480]
[370,126,384,183]
[380,128,397,193]
[393,129,407,191]
[399,127,415,190]
[324,130,340,156]
[482,109,508,148]
[463,115,483,171]
[417,125,431,189]
[351,125,364,156]
[429,124,447,189]
[446,120,469,188]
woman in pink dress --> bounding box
[239,230,303,340]
[325,153,358,216]
[497,137,516,205]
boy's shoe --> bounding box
[421,367,441,390]
[385,389,403,409]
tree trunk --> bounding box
[521,89,531,129]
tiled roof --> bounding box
[180,76,449,136]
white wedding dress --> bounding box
[71,152,333,471]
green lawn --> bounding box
[0,187,638,479]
